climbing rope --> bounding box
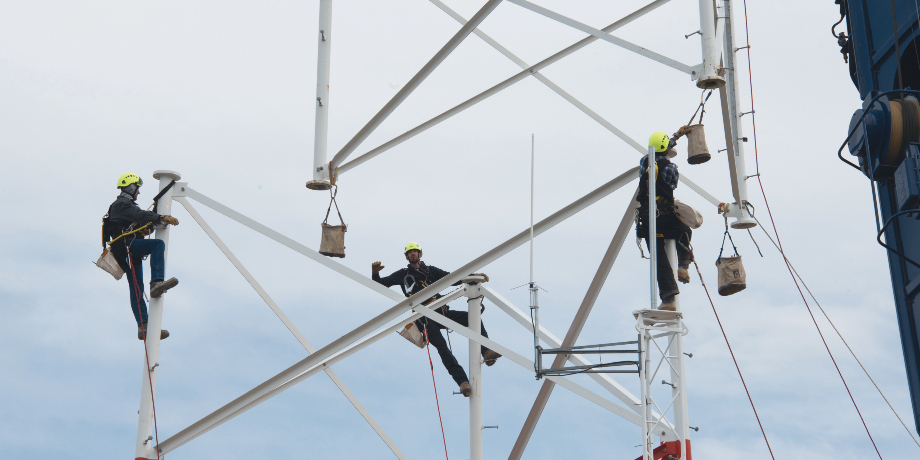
[750,214,920,450]
[687,248,775,460]
[128,251,162,459]
[423,328,449,460]
[739,3,883,457]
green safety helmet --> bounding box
[649,131,672,153]
[117,172,144,189]
[404,241,422,256]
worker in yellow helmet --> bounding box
[637,133,693,311]
[371,242,500,397]
[103,173,180,340]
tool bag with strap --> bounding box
[716,225,746,296]
[96,207,125,280]
[673,199,704,229]
[399,322,427,348]
[319,186,347,258]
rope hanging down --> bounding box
[738,2,883,457]
[128,252,162,459]
[749,214,920,450]
[423,328,450,460]
[682,243,775,459]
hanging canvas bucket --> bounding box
[685,124,711,164]
[319,186,347,258]
[96,248,125,280]
[715,228,746,296]
[399,322,426,348]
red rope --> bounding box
[128,252,162,459]
[691,258,775,459]
[738,2,882,458]
[424,328,449,460]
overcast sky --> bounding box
[2,1,918,459]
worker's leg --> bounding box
[441,309,492,356]
[418,319,469,386]
[125,253,148,327]
[644,237,679,301]
[677,228,693,269]
[127,239,166,281]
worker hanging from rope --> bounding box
[371,242,501,397]
[636,133,694,311]
[103,173,180,340]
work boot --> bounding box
[677,267,690,284]
[150,277,179,298]
[658,301,676,311]
[483,350,502,366]
[459,381,472,397]
[138,324,170,340]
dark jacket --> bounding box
[373,262,460,306]
[636,157,688,240]
[105,193,162,270]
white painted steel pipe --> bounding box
[664,239,688,449]
[134,170,180,460]
[648,147,657,311]
[311,0,332,184]
[467,283,484,460]
[696,0,725,88]
[720,0,755,228]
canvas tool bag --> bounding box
[673,199,704,229]
[96,248,125,280]
[319,186,347,258]
[400,322,426,348]
[715,226,746,296]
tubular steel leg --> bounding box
[134,170,180,460]
[308,0,333,188]
[467,283,485,460]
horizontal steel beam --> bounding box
[507,0,693,74]
[329,0,505,169]
[159,168,637,452]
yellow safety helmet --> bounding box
[404,241,422,256]
[116,172,144,189]
[649,131,671,153]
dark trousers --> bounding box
[125,239,166,327]
[416,308,491,386]
[644,232,692,301]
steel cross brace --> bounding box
[340,0,722,208]
[158,167,638,453]
[506,0,696,74]
[329,0,505,169]
[174,196,407,459]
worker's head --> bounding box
[404,241,422,263]
[117,172,143,198]
[648,131,676,154]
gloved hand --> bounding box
[673,125,692,140]
[472,273,489,282]
[160,216,179,226]
[372,261,384,274]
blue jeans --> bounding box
[416,307,491,386]
[125,238,166,326]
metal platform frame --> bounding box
[131,1,758,459]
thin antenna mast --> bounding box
[530,134,541,378]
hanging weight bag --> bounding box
[319,185,347,258]
[715,225,746,296]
